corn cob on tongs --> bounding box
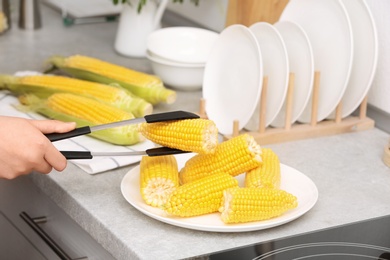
[46,110,199,159]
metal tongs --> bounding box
[46,110,199,160]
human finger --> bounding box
[30,120,76,134]
[43,143,68,172]
[33,159,53,174]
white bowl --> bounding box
[147,27,219,64]
[147,50,205,66]
[146,49,206,67]
[146,51,204,91]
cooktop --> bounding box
[201,214,390,260]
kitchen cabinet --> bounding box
[0,177,115,259]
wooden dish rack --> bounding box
[198,71,375,145]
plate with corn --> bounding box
[120,134,318,232]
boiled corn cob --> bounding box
[0,74,152,117]
[140,155,179,208]
[180,134,262,184]
[219,187,298,224]
[164,172,238,217]
[19,93,143,145]
[245,148,281,189]
[46,55,176,105]
[138,119,218,154]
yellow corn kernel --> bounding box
[140,155,179,208]
[180,134,262,184]
[46,93,132,124]
[164,172,238,217]
[20,75,119,102]
[219,187,298,224]
[47,55,176,105]
[138,119,218,154]
[0,74,152,117]
[245,148,281,189]
[20,93,143,145]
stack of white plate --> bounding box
[146,26,219,91]
[202,0,378,136]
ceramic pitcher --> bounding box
[114,0,168,57]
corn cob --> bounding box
[138,119,218,154]
[0,74,152,117]
[164,172,238,217]
[19,93,143,145]
[219,187,298,224]
[245,148,281,189]
[180,134,262,184]
[140,155,179,208]
[46,55,176,105]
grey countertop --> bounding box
[1,3,390,260]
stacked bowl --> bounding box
[146,27,219,91]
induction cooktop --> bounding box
[199,214,390,260]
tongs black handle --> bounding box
[61,147,190,160]
[46,110,199,142]
[61,151,93,160]
[46,126,91,142]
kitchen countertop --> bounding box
[1,3,390,260]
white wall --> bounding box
[166,0,228,31]
[365,0,390,114]
[167,0,390,114]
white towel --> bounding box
[0,92,155,174]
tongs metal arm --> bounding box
[60,147,190,160]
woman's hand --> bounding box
[0,116,76,179]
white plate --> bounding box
[279,0,353,123]
[202,25,263,135]
[120,153,318,233]
[271,21,314,127]
[245,22,289,131]
[328,0,378,118]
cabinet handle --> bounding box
[20,211,87,260]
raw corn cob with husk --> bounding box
[179,134,262,184]
[19,93,143,145]
[138,118,219,154]
[245,148,281,189]
[219,187,298,224]
[46,55,176,105]
[140,155,179,208]
[0,74,152,118]
[164,172,238,217]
